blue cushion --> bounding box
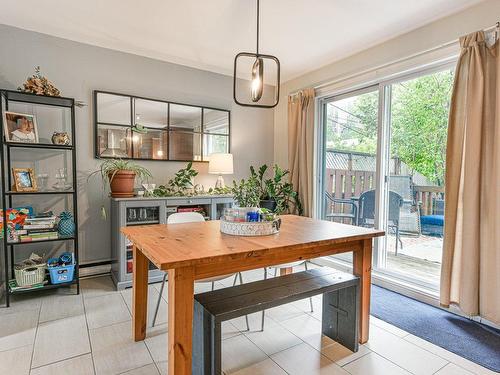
[420,215,444,226]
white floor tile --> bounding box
[279,313,336,350]
[365,325,448,375]
[244,319,302,355]
[155,360,167,375]
[121,363,160,374]
[344,352,412,375]
[121,286,168,327]
[0,308,38,352]
[321,342,371,366]
[0,345,32,375]
[435,363,475,375]
[144,324,168,363]
[0,294,41,316]
[90,321,153,375]
[229,358,287,375]
[84,293,131,329]
[370,316,409,338]
[30,353,95,375]
[80,276,116,299]
[403,334,497,375]
[39,293,84,323]
[222,334,268,374]
[271,342,349,374]
[32,314,91,368]
[222,320,242,340]
[265,303,306,323]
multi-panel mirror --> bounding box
[94,91,230,161]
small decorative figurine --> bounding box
[58,211,75,236]
[51,132,71,145]
[18,66,61,97]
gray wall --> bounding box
[0,24,275,265]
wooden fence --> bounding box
[325,169,444,217]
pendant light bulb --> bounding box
[251,57,264,102]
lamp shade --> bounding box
[208,153,234,175]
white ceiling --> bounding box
[0,0,484,81]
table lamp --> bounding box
[208,153,233,188]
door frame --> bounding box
[315,58,457,293]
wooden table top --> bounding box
[121,215,384,270]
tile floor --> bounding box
[0,268,496,375]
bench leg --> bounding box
[321,285,359,352]
[193,301,222,375]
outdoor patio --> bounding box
[386,234,442,285]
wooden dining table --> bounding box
[121,215,384,375]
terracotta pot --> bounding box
[108,170,136,197]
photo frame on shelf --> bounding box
[12,168,38,192]
[3,111,39,143]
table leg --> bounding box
[353,239,372,344]
[280,267,293,276]
[168,266,195,375]
[133,245,148,341]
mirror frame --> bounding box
[93,90,231,162]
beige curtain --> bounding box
[288,88,315,217]
[441,31,500,325]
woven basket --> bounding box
[220,218,280,236]
[14,264,46,287]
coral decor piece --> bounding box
[18,66,61,97]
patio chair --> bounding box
[389,175,421,236]
[358,189,404,255]
[152,212,249,330]
[324,191,358,225]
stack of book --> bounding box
[18,212,58,242]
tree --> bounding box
[325,69,453,185]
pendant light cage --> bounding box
[233,0,280,108]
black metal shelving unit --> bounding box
[0,90,79,307]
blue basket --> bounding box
[48,264,75,284]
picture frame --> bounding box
[12,168,38,192]
[3,111,39,143]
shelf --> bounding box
[6,190,74,195]
[3,90,74,108]
[8,235,76,245]
[5,142,74,150]
[9,279,77,294]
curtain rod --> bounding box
[289,22,499,97]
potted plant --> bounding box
[90,159,152,198]
[251,164,303,215]
[152,162,199,197]
[231,174,260,209]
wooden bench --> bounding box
[192,267,360,375]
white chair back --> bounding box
[167,212,205,224]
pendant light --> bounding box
[233,0,280,108]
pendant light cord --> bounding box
[256,0,260,55]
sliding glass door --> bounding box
[319,64,455,292]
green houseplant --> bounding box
[251,164,303,215]
[231,174,260,208]
[153,162,199,197]
[89,159,152,198]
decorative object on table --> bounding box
[141,183,156,196]
[36,173,49,191]
[220,207,281,236]
[53,168,71,190]
[233,0,280,108]
[89,159,152,198]
[58,211,75,236]
[250,164,302,215]
[208,153,233,188]
[12,168,37,192]
[152,162,198,197]
[3,111,39,143]
[14,253,46,288]
[47,252,75,284]
[18,66,61,96]
[51,131,71,145]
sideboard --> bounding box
[110,195,234,290]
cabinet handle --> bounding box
[187,200,192,203]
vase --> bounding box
[108,170,136,197]
[58,211,75,236]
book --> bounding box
[9,279,47,291]
[23,224,56,230]
[27,228,58,234]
